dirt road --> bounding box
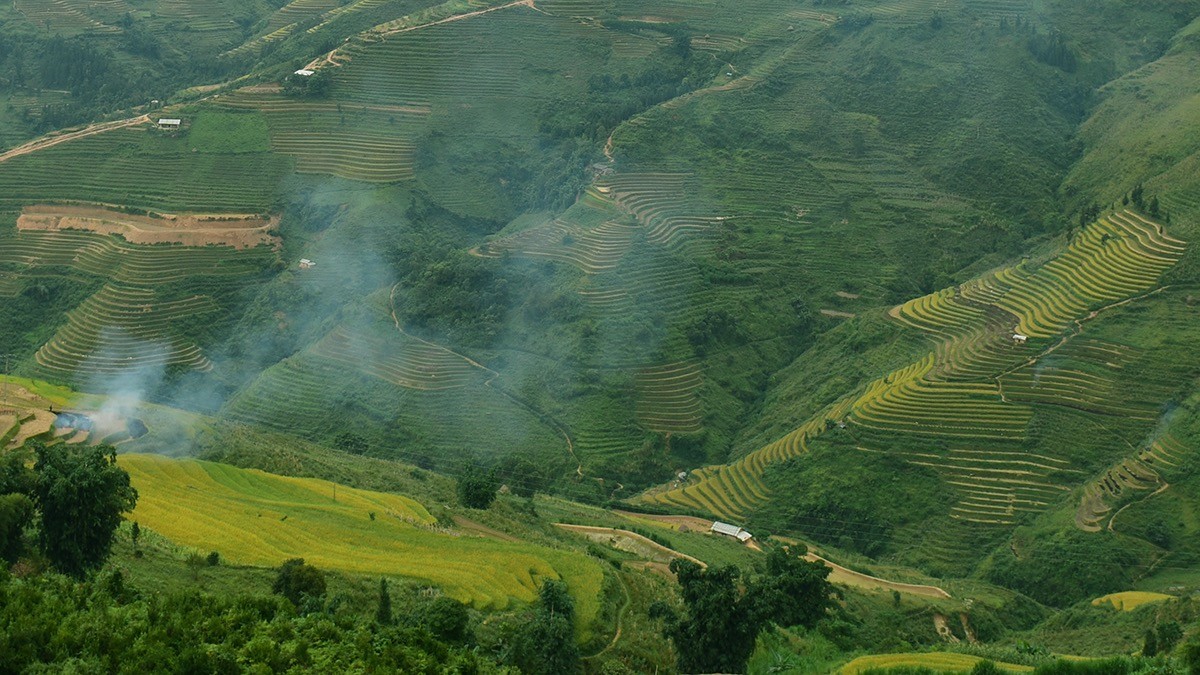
[0,115,150,165]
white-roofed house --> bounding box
[711,521,753,543]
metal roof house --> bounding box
[294,69,316,77]
[157,118,182,129]
[711,521,753,543]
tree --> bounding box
[511,580,580,675]
[1157,621,1183,654]
[1183,640,1200,675]
[658,550,835,674]
[495,456,545,499]
[272,558,327,607]
[749,546,836,630]
[33,443,138,578]
[456,468,498,509]
[659,560,760,674]
[1143,628,1158,657]
[0,493,33,563]
[376,578,393,625]
[419,597,470,642]
[130,521,140,552]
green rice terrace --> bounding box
[2,0,1200,672]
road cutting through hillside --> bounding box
[621,512,952,599]
[0,114,150,165]
[305,0,538,71]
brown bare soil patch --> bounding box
[820,309,857,319]
[556,524,706,567]
[19,205,279,249]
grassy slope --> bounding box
[119,453,606,633]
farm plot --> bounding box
[0,126,289,213]
[222,344,570,470]
[0,228,274,382]
[634,361,704,433]
[220,89,429,183]
[13,0,119,34]
[152,0,242,31]
[639,213,1186,526]
[120,454,605,629]
[332,8,594,111]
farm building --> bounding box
[1012,332,1028,344]
[299,258,316,269]
[157,118,182,130]
[294,69,316,77]
[711,521,753,543]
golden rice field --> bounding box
[1091,591,1173,611]
[641,211,1186,528]
[840,652,1033,674]
[119,454,604,633]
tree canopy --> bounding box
[31,443,138,578]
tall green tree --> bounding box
[376,578,393,626]
[511,580,580,675]
[748,546,836,630]
[33,443,137,578]
[658,560,759,673]
[0,493,33,563]
[657,548,835,674]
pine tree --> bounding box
[376,578,393,626]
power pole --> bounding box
[0,353,12,411]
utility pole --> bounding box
[0,353,12,412]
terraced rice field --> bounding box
[333,8,592,110]
[222,337,568,467]
[120,454,604,629]
[595,174,726,249]
[635,361,704,433]
[0,229,274,381]
[0,126,289,213]
[153,0,240,31]
[477,196,636,273]
[1075,435,1185,532]
[14,0,119,34]
[640,212,1187,528]
[312,325,475,391]
[220,89,428,182]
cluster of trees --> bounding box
[0,29,246,137]
[652,547,836,673]
[0,441,137,578]
[0,565,506,673]
[1026,29,1078,72]
[756,446,950,558]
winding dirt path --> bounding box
[376,0,536,38]
[0,114,150,165]
[306,0,538,71]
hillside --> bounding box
[3,0,1200,672]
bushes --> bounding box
[272,558,327,607]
